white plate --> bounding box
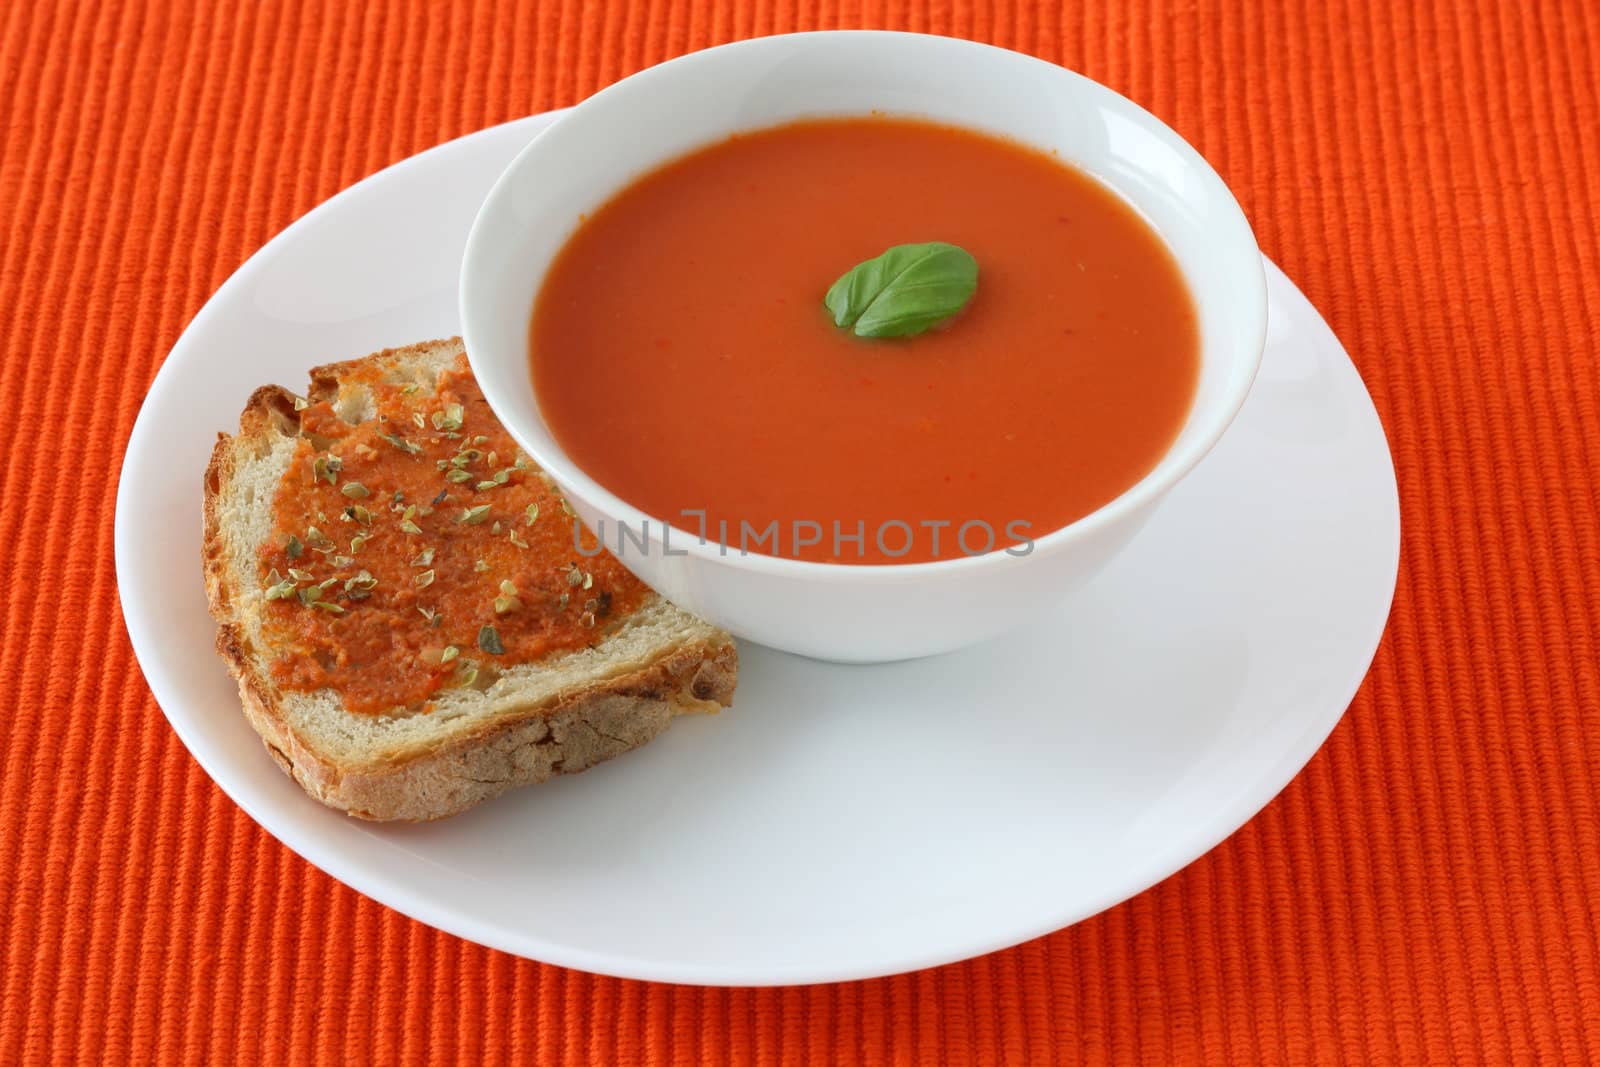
[116,111,1399,986]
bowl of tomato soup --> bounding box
[462,31,1266,662]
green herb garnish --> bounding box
[312,454,342,485]
[494,580,521,614]
[431,404,464,432]
[824,241,978,338]
[380,433,421,455]
[344,570,378,599]
[478,625,505,655]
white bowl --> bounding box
[461,31,1266,662]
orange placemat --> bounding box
[4,0,1598,1062]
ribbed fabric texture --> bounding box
[3,1,1598,1062]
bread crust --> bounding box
[202,339,737,821]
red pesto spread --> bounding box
[259,355,648,715]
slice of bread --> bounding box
[202,338,737,821]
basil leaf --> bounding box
[824,242,978,338]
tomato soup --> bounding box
[530,117,1199,564]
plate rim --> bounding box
[115,112,1400,985]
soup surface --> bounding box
[531,117,1199,564]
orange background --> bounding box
[4,0,1598,1062]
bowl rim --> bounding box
[461,29,1267,584]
